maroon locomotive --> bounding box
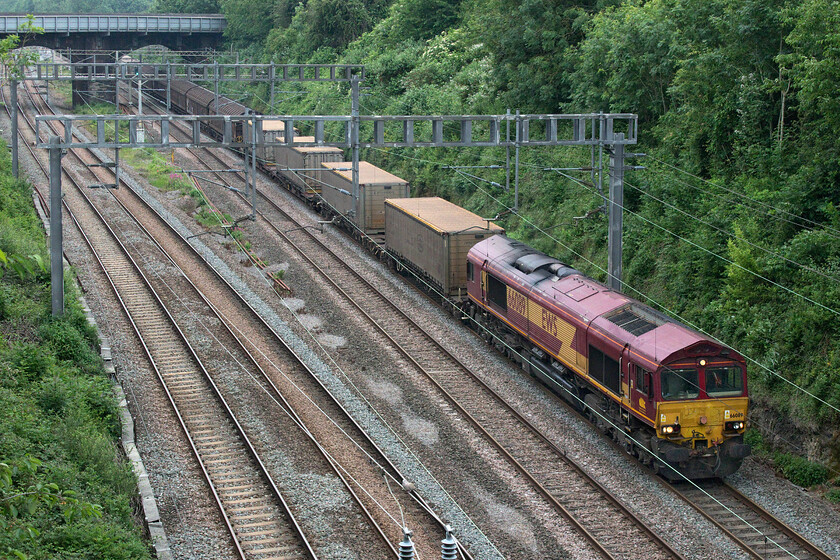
[466,235,751,480]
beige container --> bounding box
[274,137,345,196]
[320,161,410,232]
[385,197,504,296]
[255,120,296,162]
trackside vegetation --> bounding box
[149,0,840,488]
[0,139,152,559]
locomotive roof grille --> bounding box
[606,305,663,336]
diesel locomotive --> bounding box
[465,235,751,480]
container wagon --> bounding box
[273,137,345,205]
[385,197,504,300]
[319,161,409,241]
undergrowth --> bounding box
[0,138,151,559]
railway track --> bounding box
[4,85,321,560]
[18,81,475,559]
[122,87,688,560]
[49,79,835,560]
[671,480,832,560]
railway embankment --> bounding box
[0,137,153,559]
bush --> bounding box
[774,452,830,488]
[39,318,98,366]
[826,488,840,503]
[743,428,764,452]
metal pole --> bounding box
[137,79,144,143]
[114,50,119,105]
[607,132,625,292]
[514,109,520,211]
[269,61,275,111]
[114,147,120,188]
[214,60,219,114]
[598,114,604,202]
[49,136,64,316]
[505,108,510,192]
[10,80,18,178]
[250,111,257,220]
[351,77,360,218]
[166,62,171,112]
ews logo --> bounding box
[541,308,559,337]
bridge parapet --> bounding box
[0,14,226,34]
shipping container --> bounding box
[274,137,344,196]
[320,161,409,233]
[385,197,504,296]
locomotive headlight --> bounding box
[661,424,680,435]
[725,421,744,431]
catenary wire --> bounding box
[648,155,840,240]
[288,165,802,558]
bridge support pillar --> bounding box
[71,50,117,108]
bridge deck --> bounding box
[0,14,226,34]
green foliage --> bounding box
[151,0,217,12]
[4,0,153,12]
[0,125,150,560]
[826,488,840,504]
[221,0,276,46]
[773,452,830,488]
[387,0,463,41]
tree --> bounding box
[0,16,44,84]
[565,0,682,127]
[151,0,220,13]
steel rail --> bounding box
[670,480,832,560]
[26,81,449,559]
[253,185,681,560]
[133,91,683,560]
[9,82,322,560]
[126,90,481,559]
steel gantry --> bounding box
[35,109,637,315]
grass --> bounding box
[0,138,152,559]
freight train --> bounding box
[140,74,751,480]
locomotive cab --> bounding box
[651,351,751,480]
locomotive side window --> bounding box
[467,261,474,282]
[661,368,699,400]
[635,365,652,397]
[588,346,620,395]
[706,366,744,397]
[487,274,507,310]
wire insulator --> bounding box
[441,524,458,559]
[399,528,415,559]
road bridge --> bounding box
[0,13,226,105]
